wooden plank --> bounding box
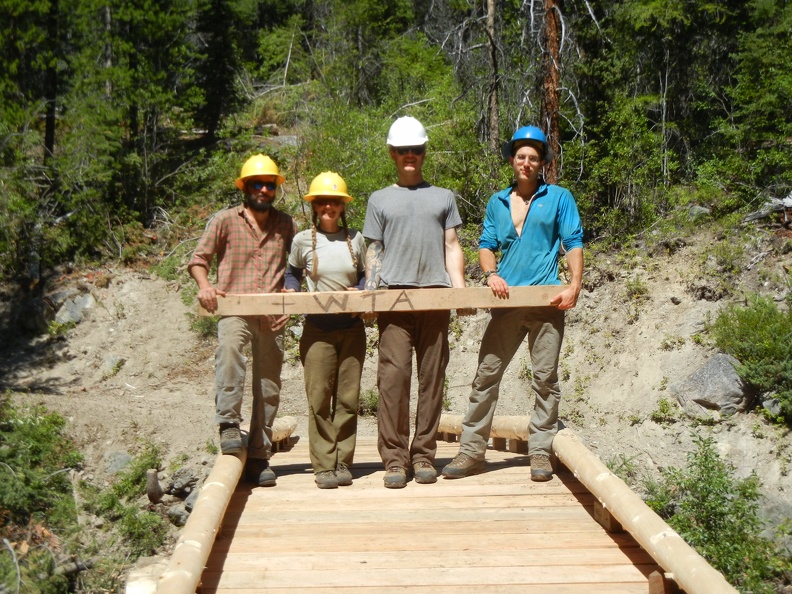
[205,586,650,594]
[211,531,642,553]
[201,564,655,589]
[198,285,567,316]
[228,493,595,512]
[204,548,657,571]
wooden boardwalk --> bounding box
[200,438,663,593]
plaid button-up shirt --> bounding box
[189,205,297,331]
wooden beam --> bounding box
[198,285,567,317]
[553,429,737,594]
[123,417,298,594]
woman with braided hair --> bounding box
[284,172,367,489]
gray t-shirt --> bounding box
[289,228,366,292]
[362,182,462,288]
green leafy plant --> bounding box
[0,397,83,592]
[708,294,792,424]
[79,443,167,558]
[645,433,790,592]
[650,397,677,425]
[358,389,379,417]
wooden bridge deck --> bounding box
[200,438,663,593]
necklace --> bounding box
[514,189,536,205]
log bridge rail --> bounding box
[124,288,737,593]
[126,416,737,594]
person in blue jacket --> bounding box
[442,125,584,482]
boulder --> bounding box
[670,353,754,417]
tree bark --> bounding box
[541,0,561,183]
[486,0,500,153]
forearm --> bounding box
[478,249,498,275]
[189,264,212,290]
[364,241,383,291]
[566,248,584,293]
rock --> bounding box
[167,504,190,526]
[761,394,782,417]
[687,205,711,221]
[103,451,132,475]
[168,467,198,496]
[670,354,754,417]
[18,297,55,333]
[55,292,96,324]
[184,488,200,512]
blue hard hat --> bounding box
[501,126,553,162]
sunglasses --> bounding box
[313,198,344,207]
[395,146,425,156]
[246,180,277,191]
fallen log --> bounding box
[198,285,566,317]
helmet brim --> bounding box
[235,174,286,190]
[304,192,353,203]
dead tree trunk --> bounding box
[541,0,561,183]
[486,0,500,153]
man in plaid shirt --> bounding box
[189,154,297,487]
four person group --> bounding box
[189,117,584,490]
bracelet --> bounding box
[482,269,498,283]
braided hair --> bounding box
[309,206,358,281]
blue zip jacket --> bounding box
[479,181,583,287]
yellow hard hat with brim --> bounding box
[303,171,353,203]
[235,154,285,190]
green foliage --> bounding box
[708,294,792,423]
[79,442,167,558]
[606,453,642,486]
[624,276,649,301]
[0,397,83,592]
[0,397,82,529]
[358,389,379,417]
[645,433,789,592]
[650,397,678,425]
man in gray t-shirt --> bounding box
[362,116,469,489]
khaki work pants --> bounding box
[459,306,565,458]
[376,309,451,469]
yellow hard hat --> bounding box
[303,171,353,203]
[235,154,285,190]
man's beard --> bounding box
[245,195,273,212]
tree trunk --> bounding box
[44,0,59,162]
[541,0,561,183]
[486,0,499,153]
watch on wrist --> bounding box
[483,269,498,282]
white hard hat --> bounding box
[386,116,428,147]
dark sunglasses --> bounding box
[313,198,344,207]
[246,180,277,191]
[395,146,425,156]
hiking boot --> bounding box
[315,470,338,489]
[383,466,408,489]
[530,454,553,482]
[336,463,353,486]
[246,458,277,487]
[219,423,242,455]
[441,453,485,479]
[412,461,437,484]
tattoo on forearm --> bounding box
[365,241,383,290]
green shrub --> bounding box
[358,389,379,417]
[708,294,792,423]
[79,442,167,559]
[645,433,789,592]
[0,397,83,592]
[0,398,82,528]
